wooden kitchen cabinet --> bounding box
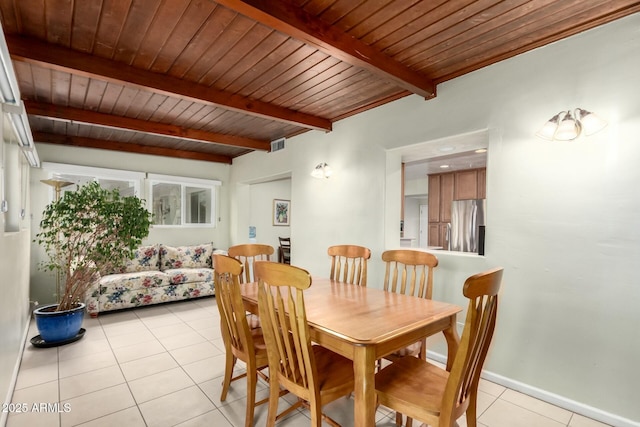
[455,169,478,200]
[428,224,440,246]
[439,223,449,250]
[439,172,454,223]
[428,223,449,249]
[428,174,441,222]
[477,168,486,199]
[428,168,485,248]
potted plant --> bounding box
[34,181,152,345]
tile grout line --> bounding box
[98,313,150,426]
[166,301,244,427]
[57,344,62,427]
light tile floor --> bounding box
[6,297,611,427]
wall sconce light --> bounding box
[536,108,607,141]
[311,162,333,179]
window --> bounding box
[41,163,144,199]
[148,174,220,227]
[41,165,220,228]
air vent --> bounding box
[270,137,286,152]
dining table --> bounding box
[240,277,462,426]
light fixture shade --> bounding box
[536,108,607,141]
[311,162,332,179]
[535,113,562,140]
[577,108,607,136]
[553,110,581,141]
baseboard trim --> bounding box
[426,350,639,427]
[1,319,31,427]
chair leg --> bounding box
[220,353,236,401]
[466,393,478,427]
[309,398,323,427]
[266,378,280,427]
[419,338,427,360]
[245,369,257,427]
[394,412,415,427]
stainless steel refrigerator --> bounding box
[448,199,486,253]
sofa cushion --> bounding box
[118,244,160,273]
[160,243,214,270]
[164,268,213,285]
[97,270,169,294]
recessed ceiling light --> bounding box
[475,148,487,153]
[438,146,455,152]
[440,164,450,169]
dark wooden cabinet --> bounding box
[428,168,485,248]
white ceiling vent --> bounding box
[270,137,286,152]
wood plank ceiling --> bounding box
[0,0,638,164]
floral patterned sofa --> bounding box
[86,243,225,317]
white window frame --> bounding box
[147,173,221,228]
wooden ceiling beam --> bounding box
[33,131,233,164]
[25,100,271,151]
[7,35,332,132]
[215,0,436,99]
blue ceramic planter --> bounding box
[34,303,85,343]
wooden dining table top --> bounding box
[239,277,462,348]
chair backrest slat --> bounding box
[381,249,438,299]
[228,244,274,283]
[278,237,291,264]
[213,255,253,355]
[328,245,371,286]
[256,261,317,399]
[440,267,503,424]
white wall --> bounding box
[0,145,32,425]
[403,176,428,196]
[29,144,231,304]
[234,178,291,253]
[402,196,426,247]
[229,13,640,425]
[230,130,387,277]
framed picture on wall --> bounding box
[273,199,290,226]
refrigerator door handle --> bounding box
[446,222,451,250]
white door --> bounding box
[419,204,428,248]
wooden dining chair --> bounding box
[278,237,291,264]
[227,244,275,329]
[381,249,439,362]
[227,243,275,284]
[375,267,504,427]
[328,244,372,286]
[255,261,355,427]
[213,254,270,427]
